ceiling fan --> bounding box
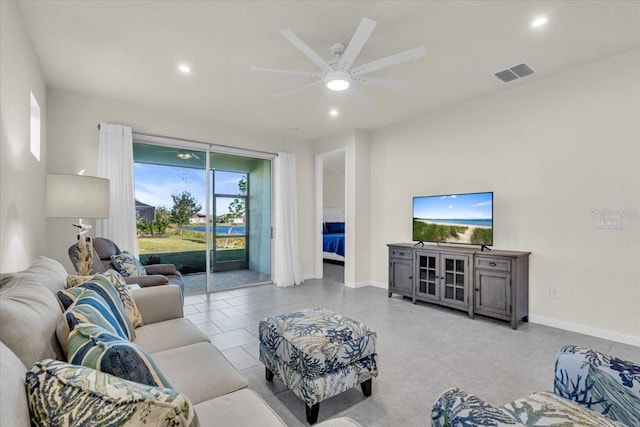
[251,17,426,110]
[155,149,201,160]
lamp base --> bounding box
[75,234,94,276]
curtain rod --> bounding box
[98,124,277,157]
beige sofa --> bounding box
[0,257,359,426]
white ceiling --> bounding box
[19,1,640,141]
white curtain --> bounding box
[96,123,138,256]
[274,152,302,287]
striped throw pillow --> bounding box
[58,274,136,340]
[67,322,172,388]
[65,270,143,328]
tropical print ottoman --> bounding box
[259,308,378,424]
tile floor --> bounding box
[184,279,640,426]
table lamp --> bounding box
[46,173,110,275]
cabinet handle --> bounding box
[399,252,404,256]
[489,262,497,267]
[475,288,479,291]
[409,276,413,280]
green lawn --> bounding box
[138,226,245,253]
[138,234,206,253]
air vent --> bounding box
[495,63,535,83]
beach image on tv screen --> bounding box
[413,192,493,245]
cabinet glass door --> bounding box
[442,256,467,305]
[416,253,438,300]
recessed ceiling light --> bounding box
[178,64,192,74]
[329,109,339,117]
[530,16,548,28]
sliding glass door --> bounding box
[133,141,272,294]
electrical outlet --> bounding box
[549,287,560,299]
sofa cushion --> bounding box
[0,275,64,367]
[152,342,248,404]
[503,391,625,426]
[0,342,30,427]
[58,274,136,340]
[111,251,147,278]
[66,270,143,328]
[26,359,198,427]
[134,318,209,353]
[67,322,172,388]
[17,256,67,294]
[193,389,286,427]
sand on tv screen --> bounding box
[412,192,493,246]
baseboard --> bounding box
[343,280,371,289]
[528,315,640,347]
[368,281,387,289]
[302,273,317,281]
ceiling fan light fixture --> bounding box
[177,151,192,160]
[325,71,351,91]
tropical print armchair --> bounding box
[431,345,640,426]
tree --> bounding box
[170,191,201,235]
[153,206,169,236]
[228,177,247,223]
[136,218,152,236]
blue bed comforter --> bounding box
[323,233,345,257]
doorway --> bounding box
[315,149,346,283]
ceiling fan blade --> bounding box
[351,46,426,76]
[316,91,329,112]
[279,28,333,73]
[272,79,323,98]
[354,76,416,90]
[337,17,377,71]
[350,85,374,110]
[250,65,323,78]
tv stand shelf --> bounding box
[387,243,530,329]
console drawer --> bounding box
[475,256,511,272]
[389,248,412,259]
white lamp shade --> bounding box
[46,174,110,218]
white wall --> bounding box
[45,88,316,276]
[0,2,48,272]
[323,150,345,209]
[370,48,640,345]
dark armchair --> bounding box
[68,237,184,295]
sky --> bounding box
[134,164,245,215]
[413,192,493,219]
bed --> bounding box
[323,208,345,263]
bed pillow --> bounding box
[26,359,197,427]
[111,251,147,278]
[57,274,137,339]
[325,222,345,233]
[67,321,172,388]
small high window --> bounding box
[30,92,41,161]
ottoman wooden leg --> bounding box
[265,367,274,382]
[361,378,372,396]
[306,403,320,424]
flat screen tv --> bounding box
[413,192,493,246]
